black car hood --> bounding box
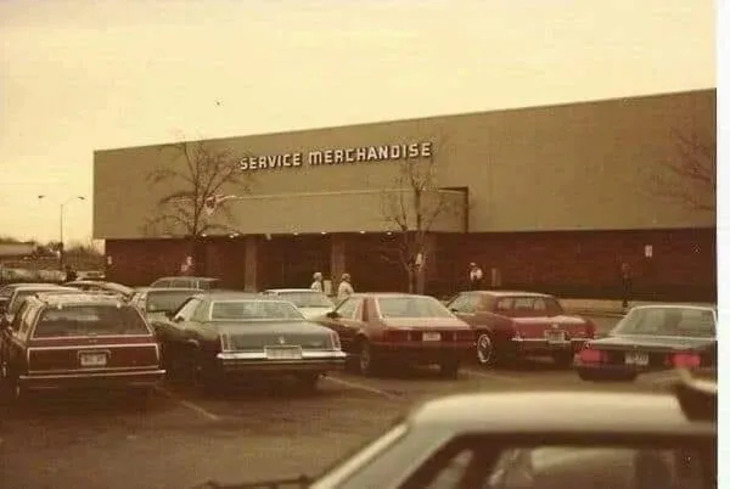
[591,334,715,351]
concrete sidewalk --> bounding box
[561,299,716,318]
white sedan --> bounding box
[262,288,335,319]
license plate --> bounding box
[80,352,107,367]
[625,352,649,366]
[265,347,303,360]
[422,332,441,342]
[544,331,566,343]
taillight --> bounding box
[670,352,701,369]
[330,331,342,350]
[456,330,475,342]
[578,345,606,363]
[383,329,409,342]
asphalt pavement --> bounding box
[0,313,680,489]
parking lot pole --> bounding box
[38,195,85,271]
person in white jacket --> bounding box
[310,272,324,292]
[337,273,354,301]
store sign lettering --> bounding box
[238,141,433,171]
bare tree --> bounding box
[381,141,465,294]
[654,129,715,212]
[143,140,252,273]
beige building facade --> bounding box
[94,89,716,300]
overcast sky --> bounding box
[0,0,716,244]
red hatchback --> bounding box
[0,292,164,401]
[315,293,474,378]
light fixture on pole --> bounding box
[38,195,86,270]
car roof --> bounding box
[204,291,280,301]
[350,293,439,299]
[32,292,129,307]
[462,290,555,298]
[154,276,220,281]
[12,284,69,292]
[142,287,201,293]
[629,304,717,312]
[407,389,714,436]
[265,288,325,293]
[3,282,57,289]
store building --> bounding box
[94,89,716,301]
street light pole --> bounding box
[38,195,85,270]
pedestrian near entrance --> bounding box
[620,262,632,310]
[337,273,354,302]
[180,256,194,276]
[468,262,484,290]
[311,272,324,292]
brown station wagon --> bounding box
[315,293,475,378]
[0,292,165,401]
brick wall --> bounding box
[105,227,716,301]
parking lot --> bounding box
[0,313,686,489]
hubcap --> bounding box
[476,334,494,365]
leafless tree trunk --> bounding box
[142,140,253,274]
[381,138,460,294]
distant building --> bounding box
[93,89,716,301]
[0,242,36,259]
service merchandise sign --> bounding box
[238,141,433,171]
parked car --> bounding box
[64,280,135,301]
[129,287,200,322]
[445,290,596,367]
[206,368,716,489]
[150,276,222,290]
[314,293,474,378]
[0,284,80,327]
[262,288,335,319]
[575,304,716,382]
[0,292,165,401]
[153,292,346,393]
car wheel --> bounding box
[358,341,378,377]
[438,360,460,379]
[476,333,497,366]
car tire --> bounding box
[475,332,497,367]
[438,360,460,379]
[358,340,378,377]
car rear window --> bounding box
[145,290,197,313]
[210,300,304,321]
[10,289,68,314]
[33,305,151,338]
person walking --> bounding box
[468,262,484,290]
[337,273,354,302]
[310,272,324,292]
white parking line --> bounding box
[324,376,403,401]
[461,368,524,383]
[154,386,221,422]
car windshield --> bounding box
[277,292,334,308]
[210,300,305,321]
[33,305,151,338]
[146,290,197,313]
[377,296,454,319]
[613,307,716,338]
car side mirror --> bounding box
[326,311,340,319]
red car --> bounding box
[445,290,596,367]
[0,292,165,401]
[315,293,475,378]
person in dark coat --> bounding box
[468,262,484,290]
[65,265,77,282]
[620,262,632,310]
